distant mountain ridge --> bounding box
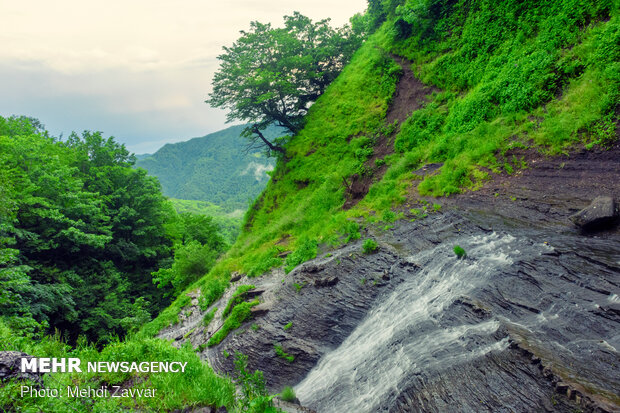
[135,124,283,212]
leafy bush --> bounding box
[453,245,466,259]
[343,220,362,243]
[233,352,278,412]
[362,239,379,254]
[280,386,297,403]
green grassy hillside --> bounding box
[146,0,618,343]
[136,124,284,212]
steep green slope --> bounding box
[145,0,618,342]
[136,124,284,211]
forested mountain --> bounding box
[136,125,283,212]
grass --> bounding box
[284,237,318,273]
[222,284,255,318]
[0,319,235,412]
[203,307,218,327]
[208,300,259,347]
[273,344,295,363]
[362,239,379,254]
[170,198,242,245]
[283,322,293,331]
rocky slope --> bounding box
[159,142,619,413]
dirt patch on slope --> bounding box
[343,55,437,209]
[385,55,437,124]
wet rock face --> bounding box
[570,196,618,231]
[205,243,412,392]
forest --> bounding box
[0,115,228,346]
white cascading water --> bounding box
[295,232,526,413]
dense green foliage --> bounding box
[362,239,379,254]
[152,212,228,299]
[170,198,241,244]
[206,12,363,154]
[208,300,258,347]
[0,116,234,345]
[136,124,278,211]
[382,0,619,195]
[0,116,176,343]
[0,116,247,411]
[222,284,256,318]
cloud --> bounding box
[0,0,367,153]
[241,162,275,181]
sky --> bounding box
[0,0,367,154]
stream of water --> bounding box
[295,232,543,413]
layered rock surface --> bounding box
[161,144,620,412]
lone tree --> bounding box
[206,12,363,156]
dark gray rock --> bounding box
[230,272,243,283]
[0,351,43,383]
[570,196,618,230]
[164,210,620,413]
[244,287,266,299]
[313,276,338,287]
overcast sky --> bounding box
[0,1,367,154]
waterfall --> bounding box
[295,232,529,413]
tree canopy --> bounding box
[0,116,230,344]
[206,12,363,155]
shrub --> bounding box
[280,386,297,403]
[382,210,396,222]
[274,344,295,362]
[453,245,466,259]
[362,239,378,254]
[342,220,361,243]
[233,352,276,412]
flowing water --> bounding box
[295,232,548,413]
